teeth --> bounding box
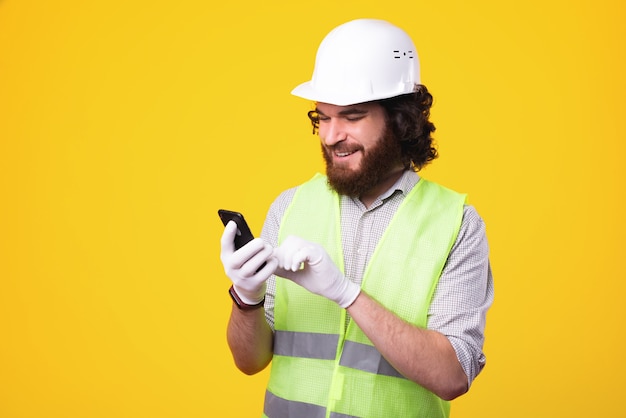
[336,151,353,157]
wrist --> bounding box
[335,280,361,309]
[230,285,265,310]
[233,283,266,304]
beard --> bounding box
[322,129,404,198]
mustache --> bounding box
[324,143,364,154]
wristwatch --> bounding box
[229,285,265,310]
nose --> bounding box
[320,119,347,146]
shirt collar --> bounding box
[378,169,421,201]
[342,170,421,211]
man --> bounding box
[220,18,494,417]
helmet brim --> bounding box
[291,81,414,106]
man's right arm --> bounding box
[226,304,274,374]
[225,187,297,374]
[220,220,278,375]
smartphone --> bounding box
[217,209,256,250]
[218,209,267,272]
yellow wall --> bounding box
[1,1,624,417]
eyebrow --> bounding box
[315,107,369,117]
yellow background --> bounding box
[1,0,624,417]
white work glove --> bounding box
[273,236,360,308]
[220,221,277,305]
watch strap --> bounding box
[229,285,265,310]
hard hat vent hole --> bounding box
[393,50,415,59]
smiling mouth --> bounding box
[335,150,356,157]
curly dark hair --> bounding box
[306,84,438,171]
[378,84,438,171]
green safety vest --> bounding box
[263,173,466,418]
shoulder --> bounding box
[461,205,486,233]
[265,174,330,220]
[268,186,298,215]
[260,186,298,243]
[452,204,488,252]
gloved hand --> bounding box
[273,236,360,308]
[220,221,277,305]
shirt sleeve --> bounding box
[427,205,494,387]
[260,187,297,330]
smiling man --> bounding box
[315,102,403,206]
[219,18,494,418]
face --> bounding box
[315,102,404,198]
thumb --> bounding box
[220,221,238,255]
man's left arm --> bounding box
[349,205,492,400]
[346,291,468,400]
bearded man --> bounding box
[219,18,494,418]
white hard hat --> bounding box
[291,19,420,106]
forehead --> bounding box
[315,101,383,116]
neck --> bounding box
[359,167,405,209]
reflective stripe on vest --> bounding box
[274,330,404,378]
[265,173,465,418]
[264,391,359,418]
[273,330,338,359]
